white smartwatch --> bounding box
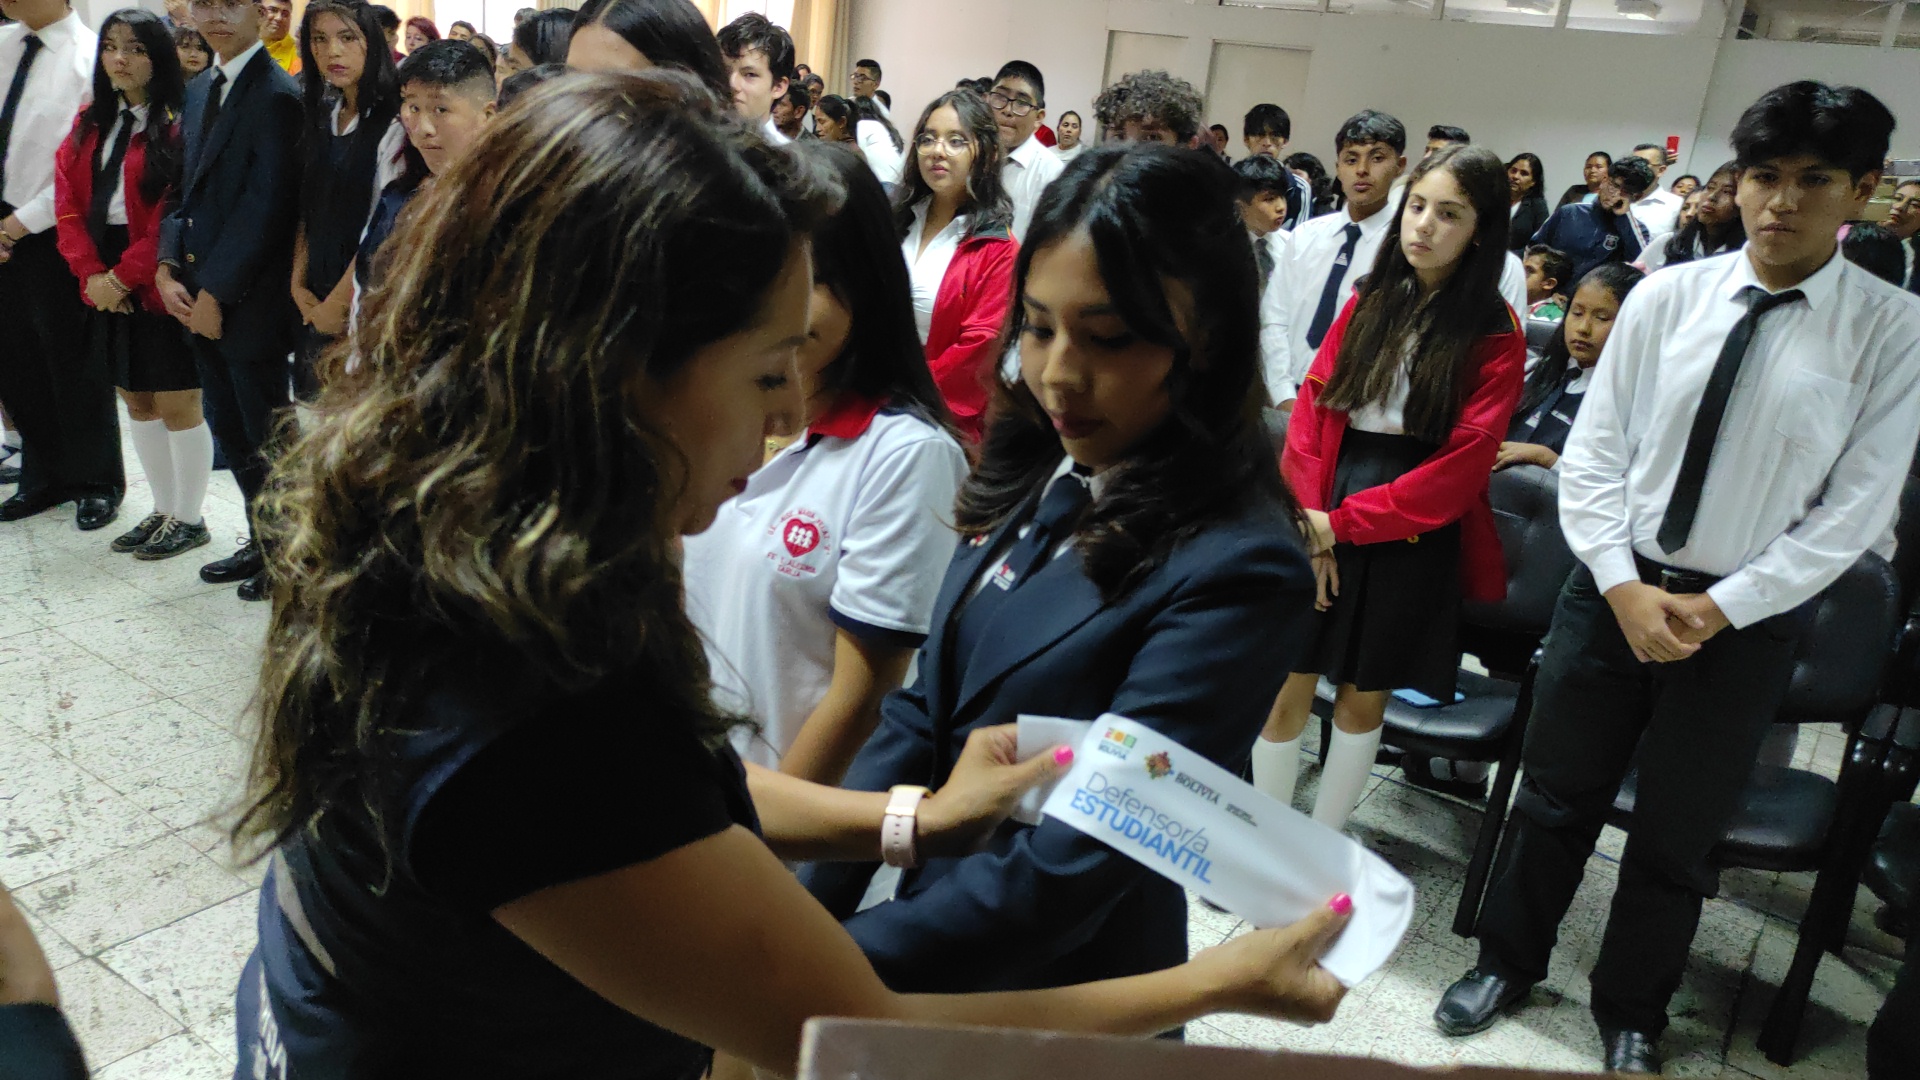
[881,785,931,869]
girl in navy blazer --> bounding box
[803,144,1319,998]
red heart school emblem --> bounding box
[782,519,821,557]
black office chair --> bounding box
[1524,316,1560,357]
[1311,464,1577,937]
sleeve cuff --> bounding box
[1705,576,1768,631]
[829,606,928,650]
[12,203,55,235]
[1586,547,1641,596]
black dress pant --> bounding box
[1869,945,1918,1079]
[0,232,124,502]
[1475,565,1810,1035]
[189,332,289,529]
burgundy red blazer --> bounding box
[924,228,1018,443]
[54,109,178,316]
[1281,295,1527,604]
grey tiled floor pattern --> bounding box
[0,412,1904,1077]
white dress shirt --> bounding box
[97,103,150,226]
[214,40,264,105]
[903,202,969,343]
[1002,134,1064,242]
[1630,188,1683,240]
[857,119,903,186]
[762,114,792,146]
[0,11,96,234]
[1259,205,1393,405]
[1559,249,1920,629]
[1258,210,1528,405]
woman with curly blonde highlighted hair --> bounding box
[228,70,1354,1079]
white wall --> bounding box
[1688,38,1920,175]
[850,0,1919,200]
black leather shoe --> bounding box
[1434,969,1533,1036]
[74,496,121,532]
[236,571,269,602]
[0,491,61,521]
[201,539,263,584]
[1600,1027,1661,1074]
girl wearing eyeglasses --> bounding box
[895,90,1016,443]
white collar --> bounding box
[1008,135,1048,168]
[215,40,265,85]
[911,199,970,241]
[26,9,85,49]
[1724,244,1845,312]
[762,114,793,145]
[1048,453,1112,499]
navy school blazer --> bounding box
[157,48,302,362]
[801,479,1316,993]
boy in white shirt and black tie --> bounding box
[1435,81,1920,1075]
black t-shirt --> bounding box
[240,644,756,1080]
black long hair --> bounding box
[86,8,184,204]
[570,0,730,101]
[1318,143,1513,444]
[804,144,957,439]
[297,0,401,128]
[956,144,1301,600]
[1507,151,1546,204]
[1516,262,1643,418]
[1660,160,1745,267]
[892,89,1012,241]
[513,7,575,66]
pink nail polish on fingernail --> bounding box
[1328,893,1353,915]
[1053,746,1075,766]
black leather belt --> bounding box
[1634,553,1723,594]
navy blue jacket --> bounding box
[801,482,1315,992]
[1531,201,1644,285]
[158,47,302,362]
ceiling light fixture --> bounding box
[1615,0,1662,18]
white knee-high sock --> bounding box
[1251,734,1303,810]
[129,419,174,517]
[1313,725,1383,831]
[169,424,214,526]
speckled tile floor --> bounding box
[0,414,1904,1077]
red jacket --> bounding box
[925,229,1018,442]
[1281,295,1527,604]
[54,109,177,316]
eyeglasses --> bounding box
[188,0,249,16]
[985,90,1037,117]
[850,72,875,85]
[915,133,972,156]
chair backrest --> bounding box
[1891,471,1920,606]
[1524,317,1559,355]
[1779,553,1902,724]
[1463,464,1577,637]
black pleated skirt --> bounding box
[86,226,199,393]
[1299,429,1462,700]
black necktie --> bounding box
[1255,236,1276,293]
[0,35,44,192]
[201,69,227,141]
[87,109,136,248]
[1657,285,1806,554]
[1306,223,1363,351]
[987,471,1093,593]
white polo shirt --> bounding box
[682,399,968,769]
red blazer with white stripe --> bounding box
[54,109,178,316]
[1281,294,1527,604]
[925,229,1018,443]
